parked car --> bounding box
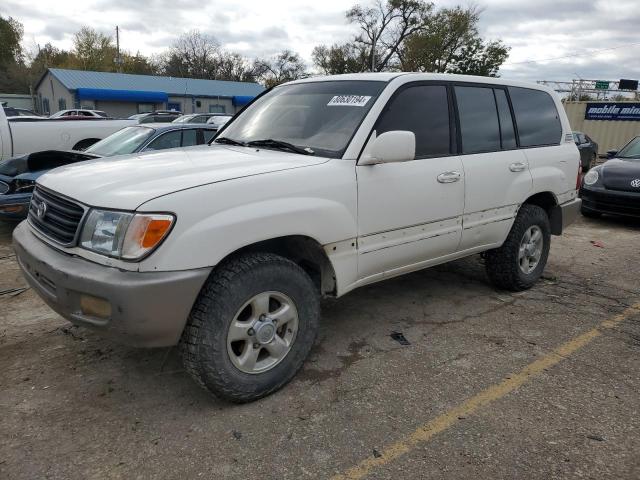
[13,73,581,402]
[572,131,598,171]
[206,114,233,129]
[50,109,108,119]
[0,123,218,220]
[0,106,136,161]
[174,113,222,124]
[130,111,182,124]
[580,135,640,218]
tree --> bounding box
[347,0,431,71]
[73,27,116,71]
[213,51,256,82]
[253,50,307,88]
[312,2,510,77]
[400,6,509,76]
[159,30,221,78]
[0,16,28,93]
[311,43,369,75]
[0,16,23,65]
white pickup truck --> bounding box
[0,107,135,160]
[13,73,581,402]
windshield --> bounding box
[617,136,640,159]
[84,126,155,156]
[217,80,386,158]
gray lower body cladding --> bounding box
[12,222,211,347]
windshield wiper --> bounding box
[214,137,246,146]
[246,139,314,155]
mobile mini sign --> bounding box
[585,103,640,121]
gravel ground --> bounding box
[1,215,639,480]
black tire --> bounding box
[180,252,320,403]
[485,204,551,291]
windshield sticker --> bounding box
[327,95,372,107]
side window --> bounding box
[181,129,198,147]
[145,130,182,151]
[494,89,517,150]
[203,129,217,143]
[193,116,208,124]
[455,86,501,154]
[508,87,562,147]
[376,85,450,158]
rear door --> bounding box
[455,85,532,251]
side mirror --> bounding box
[606,149,618,159]
[359,131,416,165]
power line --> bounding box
[504,41,640,66]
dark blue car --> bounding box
[0,123,219,220]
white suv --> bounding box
[13,73,581,402]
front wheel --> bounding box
[485,204,551,291]
[180,252,320,402]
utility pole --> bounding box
[371,32,376,72]
[115,26,123,72]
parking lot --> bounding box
[1,216,639,479]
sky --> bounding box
[1,0,639,83]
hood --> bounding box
[600,158,640,192]
[37,144,329,210]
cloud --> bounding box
[1,0,639,82]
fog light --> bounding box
[80,295,112,319]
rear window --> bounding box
[508,87,562,147]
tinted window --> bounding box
[192,115,208,124]
[376,85,450,158]
[181,129,198,146]
[146,130,182,150]
[508,87,561,147]
[455,86,500,154]
[494,89,517,149]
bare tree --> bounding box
[347,0,432,71]
[253,50,307,88]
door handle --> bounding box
[509,162,527,172]
[437,171,461,183]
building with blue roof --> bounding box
[35,68,265,118]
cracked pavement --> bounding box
[1,215,639,479]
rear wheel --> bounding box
[485,204,551,291]
[180,252,320,402]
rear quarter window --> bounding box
[508,87,562,147]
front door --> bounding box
[356,84,465,280]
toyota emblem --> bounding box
[36,201,48,219]
[631,179,640,188]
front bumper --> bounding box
[13,222,211,347]
[580,186,640,218]
[0,193,31,220]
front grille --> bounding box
[0,181,9,195]
[28,187,85,245]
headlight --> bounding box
[583,169,599,186]
[80,209,174,260]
